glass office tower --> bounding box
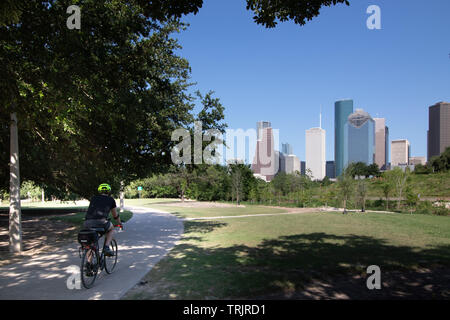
[344,109,375,168]
[281,143,293,155]
[334,99,354,177]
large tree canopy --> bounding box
[0,0,351,28]
[0,0,227,198]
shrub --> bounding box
[432,206,450,216]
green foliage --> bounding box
[20,181,42,200]
[346,162,380,178]
[429,147,450,172]
[246,0,350,28]
[413,163,432,174]
[405,188,419,208]
[0,2,229,200]
[125,176,178,199]
[336,168,354,212]
[431,206,450,216]
[188,165,230,201]
[356,179,368,212]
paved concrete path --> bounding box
[0,206,183,300]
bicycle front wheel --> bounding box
[81,248,99,289]
[104,239,118,274]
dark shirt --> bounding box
[85,195,117,220]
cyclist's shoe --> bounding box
[104,246,115,257]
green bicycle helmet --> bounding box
[98,183,111,193]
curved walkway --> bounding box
[0,206,183,300]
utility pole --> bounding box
[9,112,23,253]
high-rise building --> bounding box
[280,153,300,174]
[257,121,271,140]
[335,99,354,177]
[391,139,410,167]
[343,109,375,169]
[281,143,293,155]
[252,122,278,181]
[326,161,336,179]
[301,161,306,175]
[410,156,426,166]
[280,143,299,174]
[374,118,389,170]
[306,127,326,180]
[427,102,450,160]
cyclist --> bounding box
[83,183,122,256]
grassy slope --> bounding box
[123,203,450,299]
[363,171,450,198]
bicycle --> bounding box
[77,220,123,289]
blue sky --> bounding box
[175,0,450,162]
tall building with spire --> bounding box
[305,108,326,180]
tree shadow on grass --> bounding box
[144,221,450,300]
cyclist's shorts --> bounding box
[83,219,113,234]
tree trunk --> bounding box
[120,181,124,212]
[9,112,23,253]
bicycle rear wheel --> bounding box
[104,239,118,274]
[81,248,99,289]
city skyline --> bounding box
[176,0,450,162]
[224,99,447,171]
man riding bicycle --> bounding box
[84,183,122,256]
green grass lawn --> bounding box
[123,203,450,299]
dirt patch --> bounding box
[262,206,322,213]
[0,211,79,267]
[157,201,322,214]
[158,201,247,209]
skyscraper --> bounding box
[391,139,410,167]
[279,153,300,174]
[281,143,293,155]
[306,127,326,180]
[335,99,354,177]
[326,161,336,179]
[427,102,450,160]
[257,121,271,140]
[252,122,278,181]
[374,118,389,170]
[343,109,375,169]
